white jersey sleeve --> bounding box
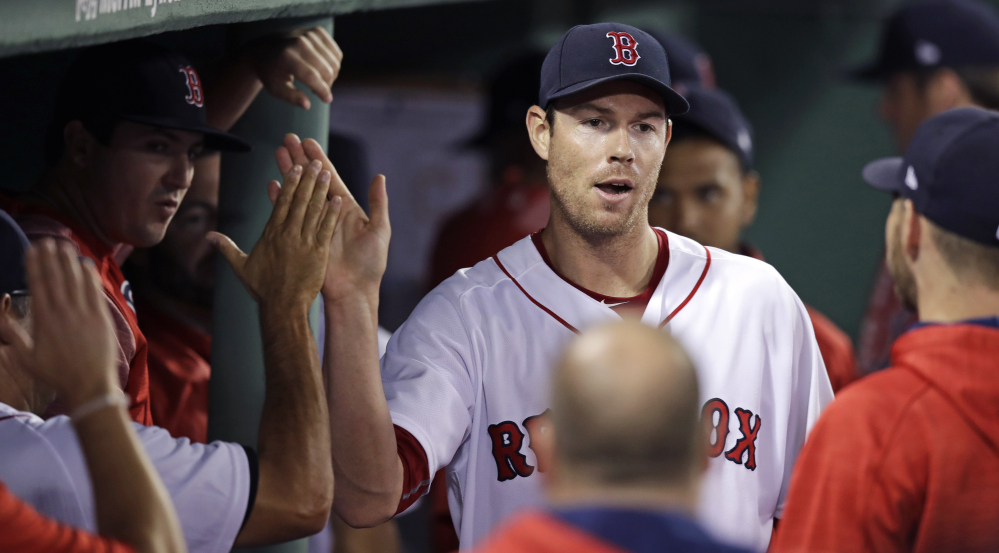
[0,404,251,553]
[774,284,834,518]
[382,284,477,482]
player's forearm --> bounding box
[202,55,263,132]
[239,304,333,546]
[73,403,186,553]
[324,294,404,527]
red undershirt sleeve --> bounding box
[395,425,432,515]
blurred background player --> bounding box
[428,51,549,289]
[776,107,999,553]
[474,321,750,553]
[848,0,999,375]
[0,161,340,551]
[0,29,341,425]
[650,85,857,393]
[0,211,185,553]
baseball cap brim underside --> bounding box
[122,114,252,153]
[548,74,690,115]
[862,157,905,193]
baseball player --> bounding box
[849,0,999,375]
[283,23,832,551]
[0,211,185,553]
[0,30,341,424]
[774,107,999,553]
[650,84,857,393]
[472,320,752,553]
[0,161,340,552]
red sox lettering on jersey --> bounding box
[606,31,641,66]
[490,400,762,481]
[382,230,832,551]
[179,66,204,107]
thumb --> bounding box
[367,174,390,231]
[207,231,248,276]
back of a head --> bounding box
[552,321,701,487]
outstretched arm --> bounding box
[209,160,340,546]
[0,241,186,553]
[275,135,403,528]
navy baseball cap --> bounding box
[0,210,29,297]
[671,85,753,170]
[47,40,250,160]
[540,23,689,115]
[643,29,716,89]
[862,107,999,246]
[849,0,999,81]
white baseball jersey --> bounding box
[0,402,251,553]
[383,229,833,551]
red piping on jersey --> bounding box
[659,246,711,328]
[492,255,581,335]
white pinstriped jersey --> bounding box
[383,229,833,551]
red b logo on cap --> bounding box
[606,32,640,66]
[179,66,204,107]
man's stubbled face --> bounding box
[546,81,669,240]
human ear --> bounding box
[0,294,10,317]
[902,199,922,263]
[526,105,551,161]
[664,119,673,149]
[62,120,96,169]
[740,170,761,228]
[928,68,973,111]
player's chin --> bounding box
[130,221,171,248]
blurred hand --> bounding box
[208,159,342,311]
[248,26,343,110]
[273,134,390,302]
[0,241,118,410]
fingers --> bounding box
[300,139,355,203]
[267,180,282,206]
[26,241,62,323]
[55,241,86,309]
[272,164,304,224]
[283,134,311,168]
[275,142,294,175]
[367,174,391,232]
[302,169,332,236]
[265,77,311,111]
[318,195,343,244]
[287,160,323,230]
[80,258,105,315]
[289,39,335,103]
[206,232,249,278]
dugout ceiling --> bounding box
[0,0,475,59]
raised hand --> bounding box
[273,134,390,302]
[248,27,343,110]
[208,160,343,310]
[0,240,118,410]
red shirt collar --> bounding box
[530,228,670,313]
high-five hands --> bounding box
[273,134,390,303]
[208,160,342,311]
[0,241,119,410]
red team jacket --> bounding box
[775,320,999,553]
[0,480,134,553]
[0,196,153,425]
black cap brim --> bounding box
[862,157,904,193]
[122,114,252,153]
[548,74,689,115]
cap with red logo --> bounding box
[47,39,250,156]
[539,23,689,115]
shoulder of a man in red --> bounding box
[773,366,932,553]
[804,305,858,393]
[472,511,627,553]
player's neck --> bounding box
[916,276,999,324]
[547,479,699,516]
[0,351,46,415]
[36,166,118,248]
[541,215,658,298]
